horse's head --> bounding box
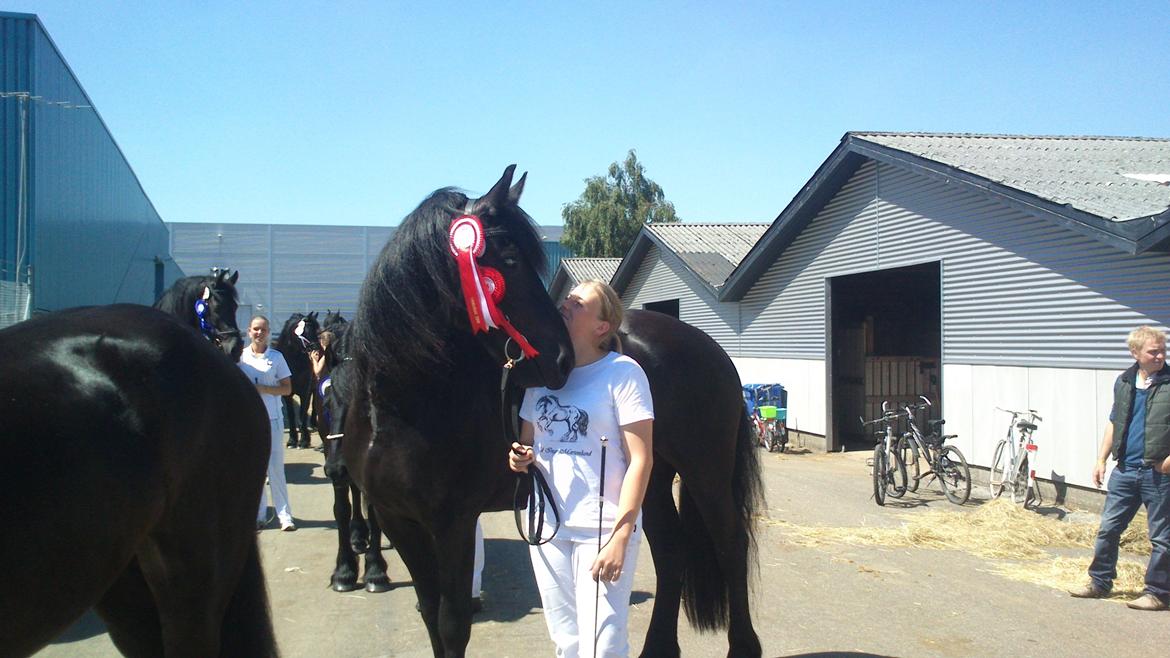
[457,166,574,388]
[323,309,347,332]
[281,311,321,354]
[354,166,574,390]
[198,270,243,362]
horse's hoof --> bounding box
[330,577,360,592]
[351,540,369,554]
[365,577,392,593]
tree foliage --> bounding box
[561,150,679,258]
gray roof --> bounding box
[854,133,1170,222]
[560,257,621,284]
[611,223,770,295]
[645,223,770,287]
[722,132,1170,301]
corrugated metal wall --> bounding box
[168,222,396,332]
[0,13,182,316]
[621,243,742,346]
[741,159,1170,369]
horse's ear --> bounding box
[309,311,319,321]
[214,270,226,283]
[228,270,239,285]
[478,164,517,212]
[508,171,527,206]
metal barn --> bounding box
[1,12,182,327]
[621,132,1170,493]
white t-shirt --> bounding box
[520,351,654,540]
[238,345,292,420]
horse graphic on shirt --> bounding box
[535,395,589,443]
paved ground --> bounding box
[38,440,1170,657]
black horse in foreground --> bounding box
[313,314,391,593]
[345,166,763,657]
[277,311,321,449]
[0,304,275,657]
[153,268,244,362]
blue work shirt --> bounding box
[1123,387,1148,467]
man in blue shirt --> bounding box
[1070,326,1170,611]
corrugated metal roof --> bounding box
[853,133,1170,222]
[560,257,621,284]
[645,223,770,288]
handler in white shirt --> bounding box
[238,315,296,531]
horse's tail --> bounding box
[678,404,764,631]
[219,538,278,657]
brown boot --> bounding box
[1069,583,1109,599]
[1126,593,1169,611]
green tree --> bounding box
[561,150,679,258]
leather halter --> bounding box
[501,338,561,545]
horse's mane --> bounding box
[353,187,547,373]
[154,275,238,328]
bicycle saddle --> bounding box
[927,419,945,429]
[1017,421,1038,432]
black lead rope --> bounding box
[501,349,561,546]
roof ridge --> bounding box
[648,222,770,227]
[850,131,1170,142]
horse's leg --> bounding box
[350,483,370,553]
[282,396,298,449]
[94,558,163,658]
[325,439,360,592]
[430,517,478,658]
[638,461,684,658]
[362,503,392,593]
[135,516,258,655]
[379,512,445,655]
[297,385,312,449]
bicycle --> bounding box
[861,401,908,506]
[988,407,1043,509]
[894,396,971,505]
[754,404,788,452]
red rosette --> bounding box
[480,267,506,303]
[448,215,485,258]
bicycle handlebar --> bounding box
[994,406,1043,422]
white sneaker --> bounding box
[281,520,297,532]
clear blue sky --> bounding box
[9,1,1170,226]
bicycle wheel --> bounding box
[989,440,1010,498]
[1010,455,1029,504]
[898,436,921,493]
[872,445,887,506]
[887,447,908,499]
[937,445,971,505]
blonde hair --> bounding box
[579,279,624,353]
[1127,326,1167,353]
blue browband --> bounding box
[193,298,216,339]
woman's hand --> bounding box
[1159,455,1170,474]
[308,349,327,378]
[591,532,629,583]
[508,442,534,473]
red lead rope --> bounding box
[449,214,539,359]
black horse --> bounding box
[153,269,244,362]
[313,316,391,593]
[0,304,275,657]
[276,311,321,449]
[345,166,763,657]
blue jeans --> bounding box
[1088,464,1170,598]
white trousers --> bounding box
[529,526,641,658]
[257,418,294,525]
[473,517,484,598]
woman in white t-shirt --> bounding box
[238,315,296,531]
[509,280,654,658]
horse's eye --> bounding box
[503,257,518,268]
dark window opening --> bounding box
[643,299,679,318]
